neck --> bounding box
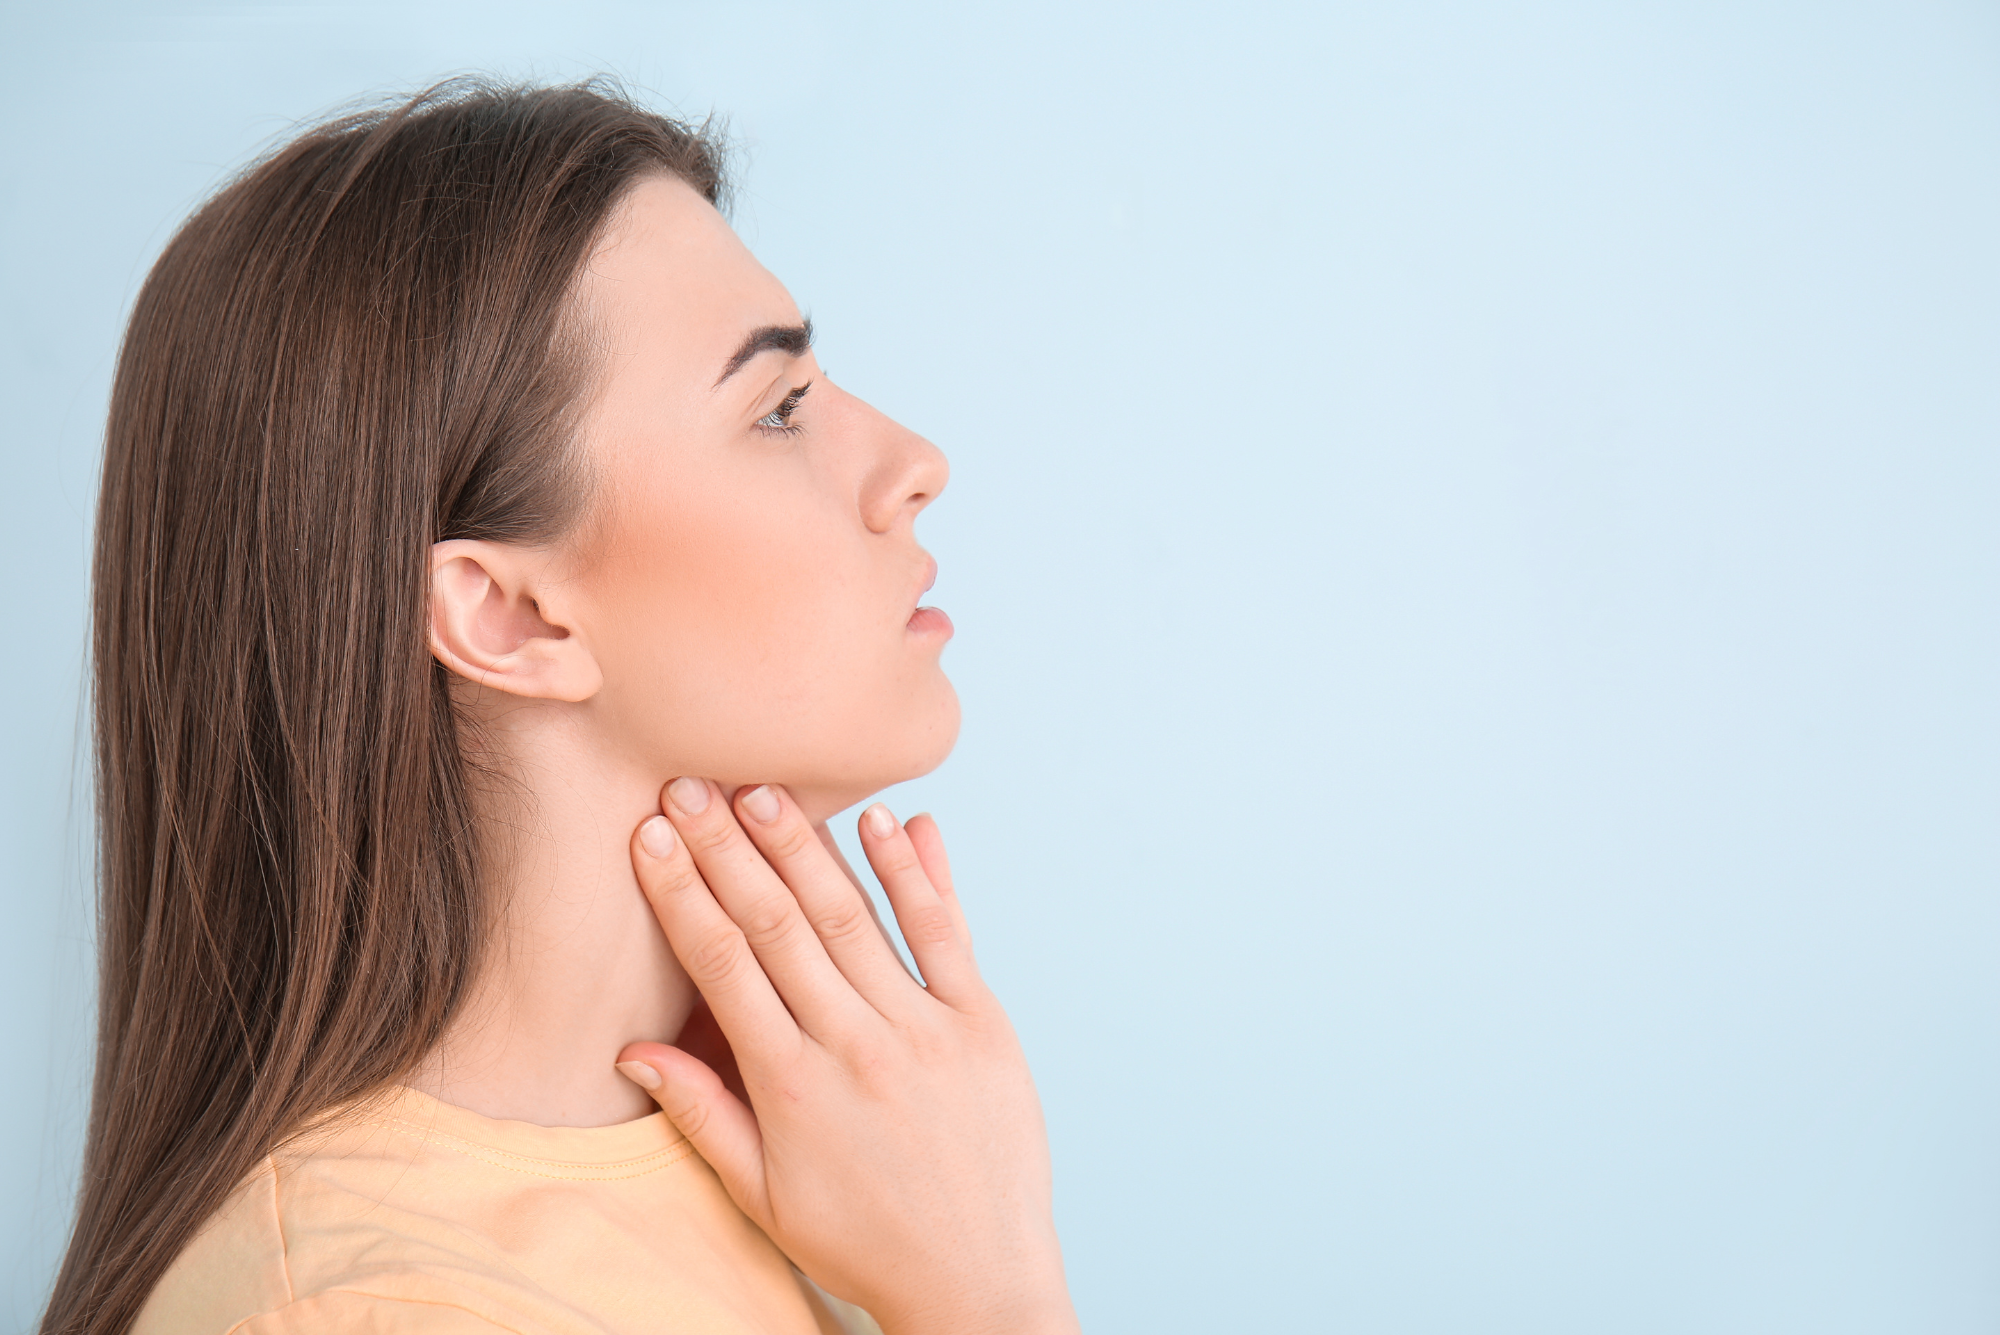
[406,706,696,1128]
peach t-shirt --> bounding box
[133,1086,880,1335]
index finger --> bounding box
[630,814,801,1065]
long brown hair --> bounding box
[43,79,723,1335]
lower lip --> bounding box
[907,605,954,639]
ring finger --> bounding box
[732,782,923,1013]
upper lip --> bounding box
[916,554,938,605]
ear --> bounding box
[428,540,603,703]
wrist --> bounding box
[881,1272,1078,1335]
[890,1306,1079,1335]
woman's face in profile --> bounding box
[559,176,959,817]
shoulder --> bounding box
[231,1292,520,1334]
[132,1157,288,1335]
[130,1149,528,1335]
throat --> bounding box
[406,744,698,1128]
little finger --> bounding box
[856,803,982,1005]
[903,813,970,944]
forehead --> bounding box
[577,175,800,375]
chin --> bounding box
[792,683,961,824]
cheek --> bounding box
[581,477,901,765]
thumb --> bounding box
[616,1041,769,1224]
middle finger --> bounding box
[733,782,924,1012]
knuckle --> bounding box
[664,1091,709,1138]
[839,1036,898,1089]
[736,898,800,951]
[758,821,817,863]
[684,928,749,984]
[685,819,738,855]
[889,1016,958,1069]
[641,856,705,902]
[810,897,873,946]
[902,904,958,950]
[850,1053,894,1092]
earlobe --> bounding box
[428,540,603,703]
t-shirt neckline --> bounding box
[353,1083,692,1176]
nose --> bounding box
[855,395,949,535]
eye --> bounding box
[755,381,812,436]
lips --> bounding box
[907,554,950,639]
[907,605,953,638]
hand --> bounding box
[614,778,1079,1335]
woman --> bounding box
[44,79,1077,1335]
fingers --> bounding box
[814,824,922,984]
[857,804,983,1005]
[733,783,923,1008]
[615,1042,769,1228]
[628,813,799,1060]
[656,778,867,1034]
[904,813,970,944]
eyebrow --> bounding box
[713,319,814,388]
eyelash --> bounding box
[755,382,812,436]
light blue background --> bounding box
[5,2,1999,1330]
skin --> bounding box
[413,177,1077,1334]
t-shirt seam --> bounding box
[221,1290,523,1335]
[265,1155,295,1305]
[362,1112,698,1180]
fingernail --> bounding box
[741,784,781,824]
[668,776,710,815]
[639,816,677,858]
[615,1060,662,1091]
[864,803,897,838]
